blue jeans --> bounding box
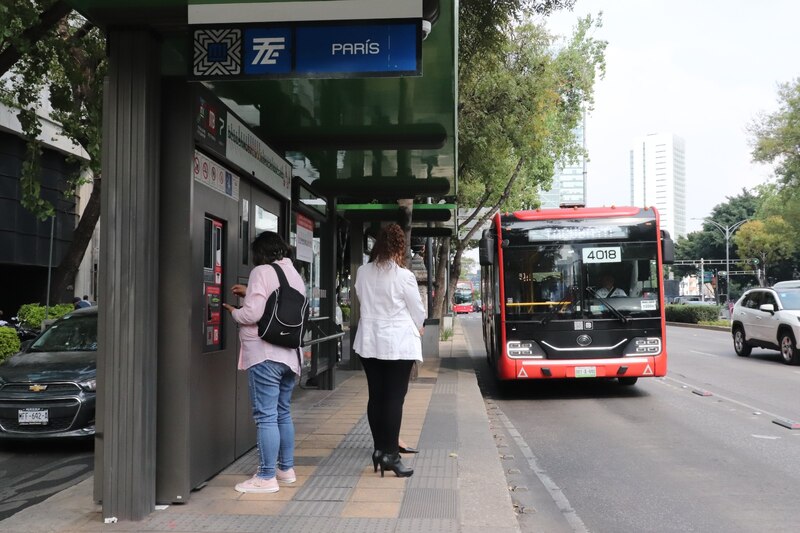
[247,359,296,479]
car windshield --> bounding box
[777,290,800,310]
[29,314,97,352]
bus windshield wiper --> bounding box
[587,287,628,324]
[539,287,577,325]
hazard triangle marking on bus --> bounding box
[643,364,653,376]
[518,367,528,378]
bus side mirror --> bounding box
[479,237,494,266]
[661,230,675,264]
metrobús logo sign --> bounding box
[244,28,292,74]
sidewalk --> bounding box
[0,319,520,533]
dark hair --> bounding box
[251,231,291,266]
[370,223,407,267]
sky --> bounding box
[542,0,800,233]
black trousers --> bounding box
[359,356,414,455]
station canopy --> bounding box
[66,0,458,227]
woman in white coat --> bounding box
[353,223,426,478]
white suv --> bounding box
[731,287,800,365]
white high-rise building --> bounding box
[629,133,686,238]
[541,117,586,208]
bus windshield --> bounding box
[502,241,661,320]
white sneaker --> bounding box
[235,475,279,493]
[276,468,296,484]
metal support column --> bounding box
[318,197,338,389]
[348,221,364,370]
[95,29,161,521]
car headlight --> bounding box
[506,340,545,358]
[79,378,97,392]
[624,337,662,356]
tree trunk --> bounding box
[432,234,449,318]
[50,178,101,303]
[446,241,466,317]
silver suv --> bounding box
[731,287,800,365]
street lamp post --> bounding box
[695,218,750,304]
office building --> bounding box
[540,117,586,208]
[629,133,686,238]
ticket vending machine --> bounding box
[153,81,290,503]
[203,217,224,352]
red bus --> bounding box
[479,206,674,385]
[453,280,474,314]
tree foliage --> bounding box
[733,216,796,285]
[746,78,800,282]
[432,11,606,317]
[0,0,105,302]
[673,188,760,273]
[749,78,800,190]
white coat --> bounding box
[353,260,426,361]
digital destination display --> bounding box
[527,225,630,242]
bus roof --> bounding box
[501,206,655,222]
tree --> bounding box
[432,14,606,318]
[0,1,105,302]
[747,78,800,283]
[673,188,760,277]
[749,78,800,190]
[733,217,796,286]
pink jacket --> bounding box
[231,258,306,374]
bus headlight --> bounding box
[624,337,662,356]
[507,340,545,359]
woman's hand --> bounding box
[231,284,247,297]
[222,303,236,313]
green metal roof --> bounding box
[66,0,457,210]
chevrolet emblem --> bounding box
[29,384,48,392]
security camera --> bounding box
[422,20,432,41]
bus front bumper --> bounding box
[505,356,666,380]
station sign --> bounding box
[192,20,421,80]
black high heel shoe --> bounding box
[398,445,419,454]
[379,453,414,478]
[372,449,383,473]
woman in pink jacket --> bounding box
[354,223,426,478]
[222,231,305,494]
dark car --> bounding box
[0,307,97,439]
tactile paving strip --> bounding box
[394,518,459,533]
[398,488,458,519]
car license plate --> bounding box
[575,366,596,378]
[18,408,49,425]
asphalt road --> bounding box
[0,438,93,521]
[461,314,800,533]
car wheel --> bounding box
[778,331,800,365]
[618,377,638,386]
[733,327,751,357]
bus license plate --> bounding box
[575,366,596,378]
[18,408,49,425]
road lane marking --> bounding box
[689,350,719,358]
[493,407,590,533]
[661,376,789,422]
[751,434,780,440]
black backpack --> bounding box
[257,263,309,349]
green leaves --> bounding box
[1,3,103,220]
[458,15,606,214]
